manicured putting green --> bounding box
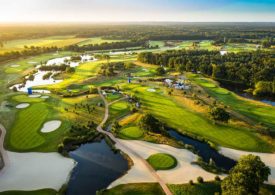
[8,103,48,150]
[119,126,143,139]
[147,153,177,170]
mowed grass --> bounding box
[77,37,127,46]
[188,73,275,131]
[0,36,85,54]
[100,183,165,195]
[12,94,44,103]
[4,51,75,74]
[0,189,57,195]
[43,56,135,90]
[121,84,272,152]
[108,101,131,122]
[119,126,144,139]
[147,153,177,170]
[6,103,48,150]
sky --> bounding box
[0,0,274,23]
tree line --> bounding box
[138,50,275,96]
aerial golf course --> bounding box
[0,32,274,195]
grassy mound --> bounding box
[119,126,144,139]
[147,153,177,170]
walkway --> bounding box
[97,88,173,195]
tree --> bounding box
[156,67,166,76]
[139,113,164,134]
[221,155,270,195]
[209,107,230,122]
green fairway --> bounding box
[147,153,177,170]
[77,37,127,46]
[188,73,275,131]
[5,95,71,152]
[121,84,272,152]
[108,101,131,122]
[4,51,75,74]
[100,183,165,195]
[12,94,44,103]
[0,36,85,54]
[119,126,144,139]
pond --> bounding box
[168,130,236,171]
[11,55,96,93]
[66,139,129,195]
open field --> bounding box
[0,36,85,54]
[0,189,57,195]
[188,73,275,131]
[120,83,272,152]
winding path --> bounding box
[97,88,173,195]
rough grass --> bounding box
[121,84,272,152]
[189,73,275,131]
[168,182,221,195]
[147,153,177,170]
[6,103,48,150]
[0,189,57,195]
[0,36,85,54]
[100,183,165,195]
[108,101,131,123]
[119,126,144,139]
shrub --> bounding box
[209,107,230,122]
[189,180,194,185]
[197,176,204,183]
[215,175,221,182]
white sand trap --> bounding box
[0,152,75,192]
[220,147,275,185]
[109,140,222,188]
[147,88,156,92]
[16,103,30,109]
[10,65,20,68]
[41,120,62,133]
[41,96,49,99]
[28,94,41,98]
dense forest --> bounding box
[138,50,275,96]
[64,40,146,52]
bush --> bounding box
[156,67,166,76]
[215,175,221,182]
[189,180,194,185]
[197,176,204,183]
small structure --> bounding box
[27,87,33,95]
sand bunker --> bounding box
[220,147,275,185]
[109,140,222,188]
[10,65,20,68]
[0,151,75,192]
[41,96,49,99]
[28,94,41,98]
[147,88,156,92]
[15,103,30,109]
[41,120,62,133]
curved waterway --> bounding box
[168,130,236,170]
[66,139,129,195]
